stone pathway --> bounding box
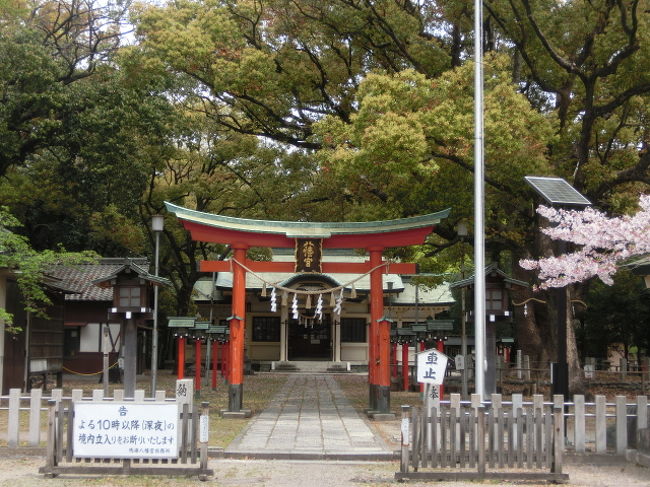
[225,374,393,459]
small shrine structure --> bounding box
[165,202,449,416]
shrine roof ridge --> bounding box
[164,202,451,238]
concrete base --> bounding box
[228,383,243,411]
[374,385,390,414]
[220,409,252,419]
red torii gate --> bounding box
[165,202,449,416]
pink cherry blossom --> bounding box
[519,194,650,289]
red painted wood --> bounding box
[391,343,398,379]
[182,221,433,249]
[195,339,201,393]
[402,343,410,391]
[211,341,218,390]
[200,260,417,274]
[229,247,247,387]
[177,336,185,380]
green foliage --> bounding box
[0,207,97,332]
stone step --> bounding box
[270,361,351,373]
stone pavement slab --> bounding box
[225,374,395,460]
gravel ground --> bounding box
[0,454,648,487]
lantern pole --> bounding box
[151,215,164,397]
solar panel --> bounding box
[524,176,591,206]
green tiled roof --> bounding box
[165,202,450,239]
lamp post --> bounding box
[151,214,164,397]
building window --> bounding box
[64,328,81,358]
[341,318,366,343]
[252,316,281,342]
[119,286,141,307]
[486,288,503,312]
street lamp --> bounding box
[151,214,164,396]
[524,176,590,399]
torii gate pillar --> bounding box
[225,245,251,417]
[369,248,391,415]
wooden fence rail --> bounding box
[396,402,568,482]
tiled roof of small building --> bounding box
[47,258,149,301]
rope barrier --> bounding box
[231,257,391,295]
[63,362,119,376]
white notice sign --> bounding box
[73,402,179,459]
[416,348,449,385]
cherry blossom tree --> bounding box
[520,195,650,289]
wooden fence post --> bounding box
[28,388,42,446]
[595,395,607,453]
[574,394,585,453]
[43,400,57,477]
[8,388,21,448]
[616,395,627,455]
[477,405,486,475]
[552,404,563,475]
[400,405,411,473]
[199,401,209,481]
[637,396,648,431]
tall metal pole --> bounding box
[151,215,163,397]
[473,0,486,402]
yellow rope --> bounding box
[63,362,119,376]
[232,257,390,295]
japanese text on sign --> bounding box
[416,348,449,385]
[73,402,179,459]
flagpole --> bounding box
[473,0,486,402]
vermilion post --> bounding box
[177,336,185,379]
[228,246,247,411]
[369,248,390,413]
[195,338,202,394]
[391,343,398,379]
[402,342,410,391]
[223,342,229,380]
[211,341,218,390]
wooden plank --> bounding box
[449,408,457,467]
[400,405,411,473]
[8,389,20,448]
[595,395,607,453]
[574,394,585,453]
[516,408,524,468]
[487,409,495,468]
[71,389,83,403]
[38,465,214,477]
[535,409,543,468]
[411,407,420,470]
[181,403,189,464]
[394,471,569,482]
[92,389,104,401]
[28,388,42,446]
[44,400,57,475]
[477,407,485,475]
[552,406,563,475]
[616,395,627,454]
[66,403,74,462]
[422,406,430,468]
[191,404,199,463]
[526,409,534,469]
[497,408,505,468]
[431,407,439,468]
[511,393,522,452]
[51,389,63,404]
[439,408,447,468]
[544,409,553,469]
[201,259,417,274]
[469,409,476,469]
[506,410,514,468]
[56,404,65,463]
